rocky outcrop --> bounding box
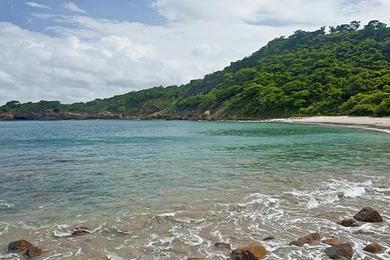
[0,111,124,121]
[324,243,353,259]
[230,244,267,260]
[337,218,359,227]
[214,242,231,250]
[363,243,384,254]
[289,233,320,246]
[353,207,383,222]
[8,240,42,258]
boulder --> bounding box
[323,238,346,246]
[230,244,267,260]
[215,242,231,250]
[353,207,383,222]
[8,240,42,258]
[337,218,359,227]
[289,233,320,246]
[325,243,353,259]
[71,227,90,236]
[363,243,384,254]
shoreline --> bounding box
[269,116,390,133]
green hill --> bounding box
[1,20,390,120]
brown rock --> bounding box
[325,243,353,259]
[71,227,90,236]
[215,242,232,250]
[8,240,42,258]
[230,244,267,260]
[363,243,384,254]
[353,207,383,222]
[337,218,359,227]
[323,238,346,246]
[289,233,321,246]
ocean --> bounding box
[0,120,389,259]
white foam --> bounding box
[306,197,320,209]
[344,186,366,198]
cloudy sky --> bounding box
[0,0,389,105]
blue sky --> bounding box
[0,0,389,105]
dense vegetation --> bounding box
[1,20,390,119]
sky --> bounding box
[0,0,389,105]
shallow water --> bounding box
[0,120,389,259]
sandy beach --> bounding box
[272,116,390,131]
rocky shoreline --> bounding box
[4,207,386,259]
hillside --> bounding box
[1,20,390,120]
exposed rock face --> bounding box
[325,243,353,259]
[7,240,42,258]
[353,207,383,222]
[215,242,232,250]
[363,243,384,254]
[230,244,267,260]
[323,238,346,246]
[337,218,360,227]
[289,233,321,246]
[71,227,90,236]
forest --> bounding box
[1,20,389,119]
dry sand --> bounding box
[272,116,390,132]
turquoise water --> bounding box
[0,120,389,259]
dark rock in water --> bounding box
[323,238,347,246]
[289,232,320,246]
[325,243,353,259]
[263,236,275,241]
[8,240,42,258]
[363,243,384,254]
[187,258,205,260]
[337,218,359,227]
[337,192,345,200]
[230,244,267,260]
[353,207,383,222]
[215,242,232,250]
[71,227,90,236]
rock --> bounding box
[325,243,353,259]
[230,244,267,260]
[187,258,205,260]
[337,218,359,227]
[263,236,276,241]
[7,240,42,258]
[353,207,383,222]
[363,243,384,254]
[337,192,345,200]
[323,238,346,246]
[289,233,321,246]
[71,227,90,236]
[215,242,232,250]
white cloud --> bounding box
[25,1,51,10]
[0,0,389,105]
[63,2,86,13]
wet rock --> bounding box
[289,232,320,246]
[337,192,345,200]
[263,236,276,241]
[215,242,232,250]
[363,243,384,254]
[325,243,353,259]
[7,240,42,258]
[187,258,205,260]
[230,244,267,260]
[71,227,90,236]
[323,238,346,246]
[337,218,359,227]
[353,207,383,222]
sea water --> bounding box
[0,120,389,259]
